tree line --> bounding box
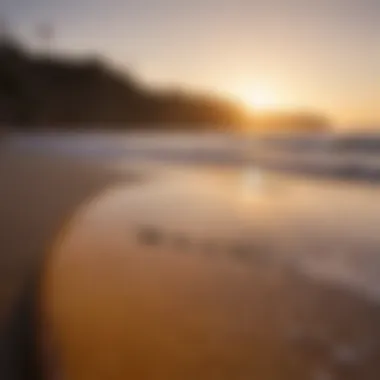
[0,41,330,132]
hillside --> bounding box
[0,41,329,132]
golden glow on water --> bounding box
[239,167,266,202]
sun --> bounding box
[233,86,279,110]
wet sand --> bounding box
[1,141,380,379]
[40,162,380,380]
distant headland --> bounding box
[0,40,330,133]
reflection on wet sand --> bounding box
[2,134,380,379]
[41,166,380,380]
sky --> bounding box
[2,0,380,127]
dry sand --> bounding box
[0,144,129,324]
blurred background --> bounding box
[1,2,380,379]
[0,0,378,133]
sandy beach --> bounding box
[0,144,127,324]
[1,137,380,379]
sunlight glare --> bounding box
[234,86,280,110]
